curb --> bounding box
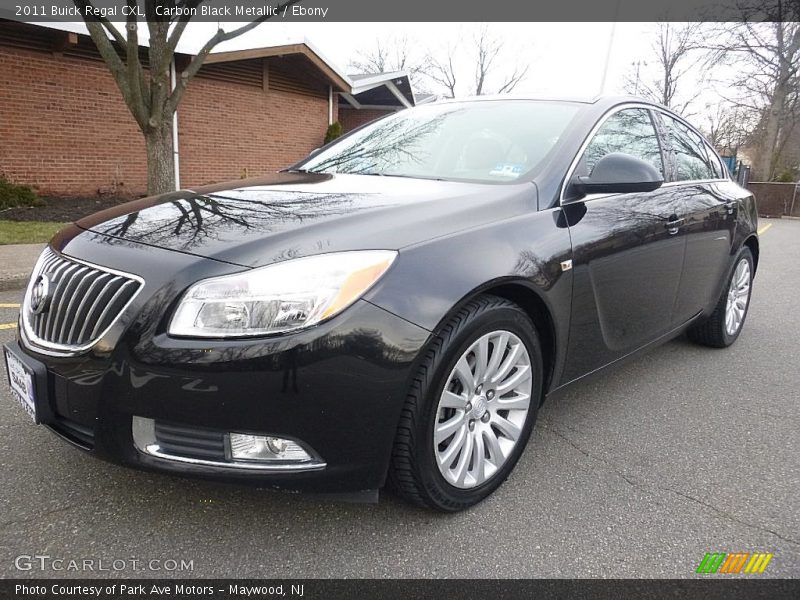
[0,277,28,292]
[0,243,45,293]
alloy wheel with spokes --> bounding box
[434,330,532,489]
[688,246,754,348]
[388,294,543,511]
[725,258,751,336]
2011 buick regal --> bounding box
[5,96,758,511]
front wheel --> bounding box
[389,295,543,511]
[688,247,754,348]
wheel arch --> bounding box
[743,234,759,274]
[387,285,558,508]
[426,278,560,398]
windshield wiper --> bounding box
[283,168,318,174]
[361,172,447,182]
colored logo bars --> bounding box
[696,552,773,574]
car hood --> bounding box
[76,172,535,268]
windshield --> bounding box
[299,100,582,183]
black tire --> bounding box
[688,247,754,348]
[388,294,544,512]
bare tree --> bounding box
[349,40,393,74]
[425,26,529,98]
[348,35,430,82]
[472,26,529,96]
[625,22,705,115]
[703,103,756,157]
[74,0,298,195]
[705,9,800,180]
[426,43,458,99]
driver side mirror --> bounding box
[570,152,664,199]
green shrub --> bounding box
[774,169,797,183]
[324,121,343,144]
[0,176,41,210]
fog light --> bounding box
[229,433,312,462]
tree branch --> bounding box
[124,0,149,126]
[165,0,201,57]
[73,0,128,49]
[72,0,153,125]
[165,0,302,115]
[426,49,457,98]
[496,64,529,94]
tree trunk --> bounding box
[757,87,787,181]
[144,124,175,196]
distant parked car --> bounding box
[5,96,758,511]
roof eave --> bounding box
[204,43,351,92]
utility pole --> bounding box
[599,21,617,95]
[599,0,621,96]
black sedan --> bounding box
[5,96,758,511]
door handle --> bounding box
[664,217,684,234]
[724,200,736,215]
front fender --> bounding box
[364,207,574,387]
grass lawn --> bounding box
[0,220,68,245]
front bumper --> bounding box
[11,238,430,494]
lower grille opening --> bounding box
[49,416,95,450]
[153,420,226,461]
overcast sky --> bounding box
[202,21,655,96]
[52,20,729,123]
[185,21,733,120]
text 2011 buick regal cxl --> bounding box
[5,96,758,511]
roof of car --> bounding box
[432,94,655,106]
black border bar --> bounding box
[0,0,799,22]
[2,579,800,600]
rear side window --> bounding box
[660,115,719,181]
[577,108,664,177]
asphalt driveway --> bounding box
[0,218,797,578]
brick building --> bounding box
[0,21,425,197]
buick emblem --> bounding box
[29,274,51,315]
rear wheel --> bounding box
[389,295,543,511]
[688,247,753,348]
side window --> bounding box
[661,115,718,181]
[577,108,664,178]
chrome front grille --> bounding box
[22,248,143,353]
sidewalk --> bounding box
[0,244,44,291]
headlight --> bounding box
[168,251,397,338]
